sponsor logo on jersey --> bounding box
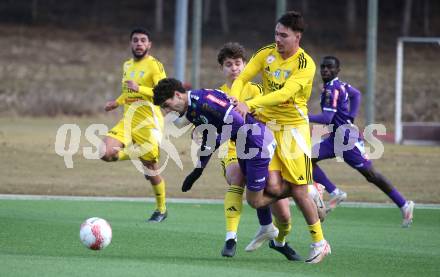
[266,55,276,64]
[206,94,227,107]
[267,80,284,92]
[130,71,135,78]
[274,69,281,79]
[283,70,291,79]
[139,71,145,78]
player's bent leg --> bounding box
[142,160,167,223]
[291,184,330,264]
[269,199,302,261]
[100,136,124,162]
[244,209,279,252]
[358,166,414,227]
[222,162,245,257]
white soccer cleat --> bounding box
[305,239,331,264]
[401,200,414,228]
[309,183,326,222]
[326,190,347,213]
[245,224,279,252]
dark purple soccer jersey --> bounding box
[319,77,352,131]
[183,89,276,191]
[185,89,273,152]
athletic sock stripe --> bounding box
[228,189,244,194]
[228,187,244,194]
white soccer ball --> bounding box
[79,217,112,250]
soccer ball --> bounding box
[308,183,327,222]
[79,217,112,250]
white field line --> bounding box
[0,194,439,210]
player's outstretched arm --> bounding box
[104,100,119,111]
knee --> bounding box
[246,197,265,209]
[225,165,244,186]
[226,173,244,186]
[291,185,308,201]
[274,211,290,223]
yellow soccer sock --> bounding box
[152,180,166,213]
[308,220,324,243]
[224,185,244,233]
[274,217,292,244]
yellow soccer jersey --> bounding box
[219,82,262,102]
[115,55,166,124]
[231,43,316,126]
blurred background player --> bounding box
[100,28,168,223]
[309,56,414,227]
[216,42,297,260]
[232,11,330,263]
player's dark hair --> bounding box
[217,42,247,65]
[130,28,151,40]
[277,10,305,33]
[322,56,340,68]
[153,78,186,106]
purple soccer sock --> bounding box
[388,188,406,208]
[256,207,272,225]
[313,164,337,193]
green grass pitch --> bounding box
[0,199,439,277]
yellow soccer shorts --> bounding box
[269,124,312,185]
[107,115,162,163]
[220,141,238,177]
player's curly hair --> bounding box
[130,28,151,40]
[153,78,186,106]
[277,10,305,33]
[217,42,247,65]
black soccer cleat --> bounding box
[147,210,168,223]
[269,240,302,261]
[221,239,237,257]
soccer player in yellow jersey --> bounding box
[216,42,299,261]
[232,11,331,263]
[101,28,168,223]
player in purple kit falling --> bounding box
[153,78,302,260]
[309,56,414,228]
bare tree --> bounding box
[31,0,38,23]
[203,0,211,23]
[155,0,163,33]
[346,0,357,37]
[424,0,430,36]
[402,0,413,36]
[300,0,308,15]
[219,0,229,34]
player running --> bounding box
[309,56,414,227]
[100,28,168,223]
[216,42,297,260]
[231,11,330,264]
